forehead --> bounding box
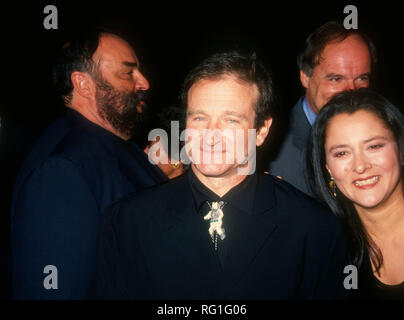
[326,110,392,143]
[316,35,371,71]
[93,33,138,68]
[187,75,258,111]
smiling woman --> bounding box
[307,88,404,299]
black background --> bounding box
[2,1,404,131]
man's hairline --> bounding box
[301,33,372,77]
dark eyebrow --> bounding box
[325,73,344,79]
[327,136,389,153]
[328,144,348,153]
[122,61,138,68]
[363,136,389,143]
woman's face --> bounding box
[325,110,402,211]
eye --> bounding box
[225,118,239,124]
[358,75,370,82]
[333,151,347,158]
[330,76,342,82]
[369,143,385,150]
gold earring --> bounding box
[329,176,337,198]
[171,162,180,169]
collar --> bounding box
[65,108,127,155]
[65,108,168,182]
[302,97,317,126]
[188,168,257,216]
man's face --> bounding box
[92,33,150,137]
[301,35,372,114]
[186,75,271,182]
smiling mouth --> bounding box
[353,175,380,187]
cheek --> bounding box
[326,157,349,184]
[375,149,402,183]
[373,148,400,170]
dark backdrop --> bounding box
[3,1,403,132]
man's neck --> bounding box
[67,104,130,141]
[191,165,248,197]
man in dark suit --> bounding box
[0,114,37,299]
[10,29,167,299]
[94,51,348,299]
[268,22,377,196]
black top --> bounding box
[355,259,404,300]
[188,169,257,264]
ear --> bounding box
[300,70,310,89]
[325,164,331,176]
[70,71,96,99]
[256,118,273,147]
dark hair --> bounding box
[52,29,103,106]
[307,88,404,272]
[52,27,134,106]
[180,51,274,129]
[298,21,377,77]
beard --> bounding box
[94,76,148,139]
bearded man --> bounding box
[10,29,167,299]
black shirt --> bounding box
[188,168,257,265]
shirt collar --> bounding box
[302,97,317,126]
[188,168,257,215]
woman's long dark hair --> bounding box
[307,88,404,273]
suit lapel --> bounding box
[158,175,223,286]
[219,174,278,297]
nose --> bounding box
[344,80,356,91]
[134,70,150,91]
[204,121,222,147]
[352,153,371,174]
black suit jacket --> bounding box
[11,109,167,299]
[268,97,313,196]
[95,171,348,299]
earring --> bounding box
[171,162,180,169]
[329,176,337,198]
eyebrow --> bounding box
[325,73,345,79]
[122,61,138,68]
[222,110,249,121]
[327,136,389,153]
[355,72,371,80]
[325,72,371,80]
[187,110,208,117]
[187,109,248,120]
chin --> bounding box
[352,194,384,210]
[193,163,235,178]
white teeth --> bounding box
[354,176,379,186]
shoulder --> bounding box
[101,174,186,226]
[25,116,117,176]
[259,172,341,231]
[112,174,186,210]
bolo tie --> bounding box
[203,201,226,251]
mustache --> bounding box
[124,90,148,113]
